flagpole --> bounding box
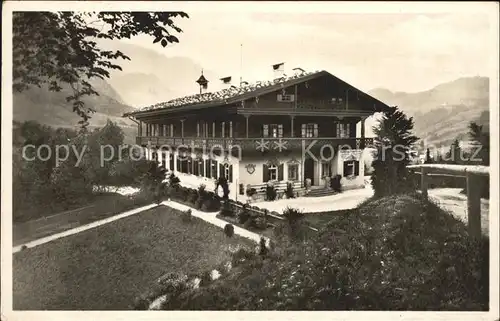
[240,43,243,87]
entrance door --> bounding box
[304,157,315,186]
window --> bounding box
[212,122,216,138]
[187,156,193,174]
[268,165,278,181]
[321,162,331,178]
[263,124,283,138]
[263,163,284,182]
[219,163,233,182]
[343,160,359,177]
[336,123,351,138]
[161,152,168,169]
[196,122,200,137]
[169,154,174,171]
[288,164,299,181]
[205,159,218,179]
[301,123,318,138]
[151,151,158,161]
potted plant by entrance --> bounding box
[304,178,312,194]
[324,176,331,189]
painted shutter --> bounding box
[278,164,284,181]
[229,165,233,182]
[263,164,269,182]
[205,159,211,178]
[193,160,199,176]
[343,161,349,177]
[213,160,218,179]
[219,163,225,179]
[354,161,360,176]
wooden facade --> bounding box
[124,70,388,194]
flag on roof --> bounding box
[220,76,232,84]
[272,62,284,71]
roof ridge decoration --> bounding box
[135,69,317,112]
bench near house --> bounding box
[123,65,389,200]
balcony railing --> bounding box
[136,136,374,150]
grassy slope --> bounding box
[166,194,489,310]
[13,205,253,310]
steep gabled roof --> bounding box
[124,70,390,117]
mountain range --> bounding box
[12,41,490,148]
[368,76,489,148]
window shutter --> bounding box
[278,164,284,181]
[301,124,306,137]
[343,161,349,177]
[205,159,211,177]
[193,160,199,176]
[263,124,268,137]
[263,164,269,182]
[313,123,318,137]
[219,163,224,179]
[200,160,205,177]
[229,165,233,182]
[354,161,360,176]
[213,160,218,179]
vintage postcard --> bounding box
[1,1,499,320]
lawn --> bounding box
[13,192,153,246]
[13,205,253,310]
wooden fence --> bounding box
[407,164,489,238]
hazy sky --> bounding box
[119,3,494,93]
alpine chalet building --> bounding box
[124,66,389,200]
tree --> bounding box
[446,139,463,164]
[469,121,489,166]
[371,106,419,197]
[139,161,167,204]
[13,11,189,126]
[80,120,125,190]
[424,148,433,164]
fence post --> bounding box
[421,167,428,199]
[466,171,482,238]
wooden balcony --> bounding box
[237,99,373,117]
[136,136,374,151]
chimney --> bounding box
[220,76,232,89]
[272,62,285,79]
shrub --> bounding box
[253,215,267,230]
[330,174,342,193]
[265,183,277,201]
[285,182,295,199]
[220,200,234,217]
[259,237,268,256]
[199,270,213,287]
[246,186,257,197]
[181,209,192,223]
[238,204,251,224]
[282,207,306,240]
[168,173,180,189]
[187,189,198,205]
[224,223,235,237]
